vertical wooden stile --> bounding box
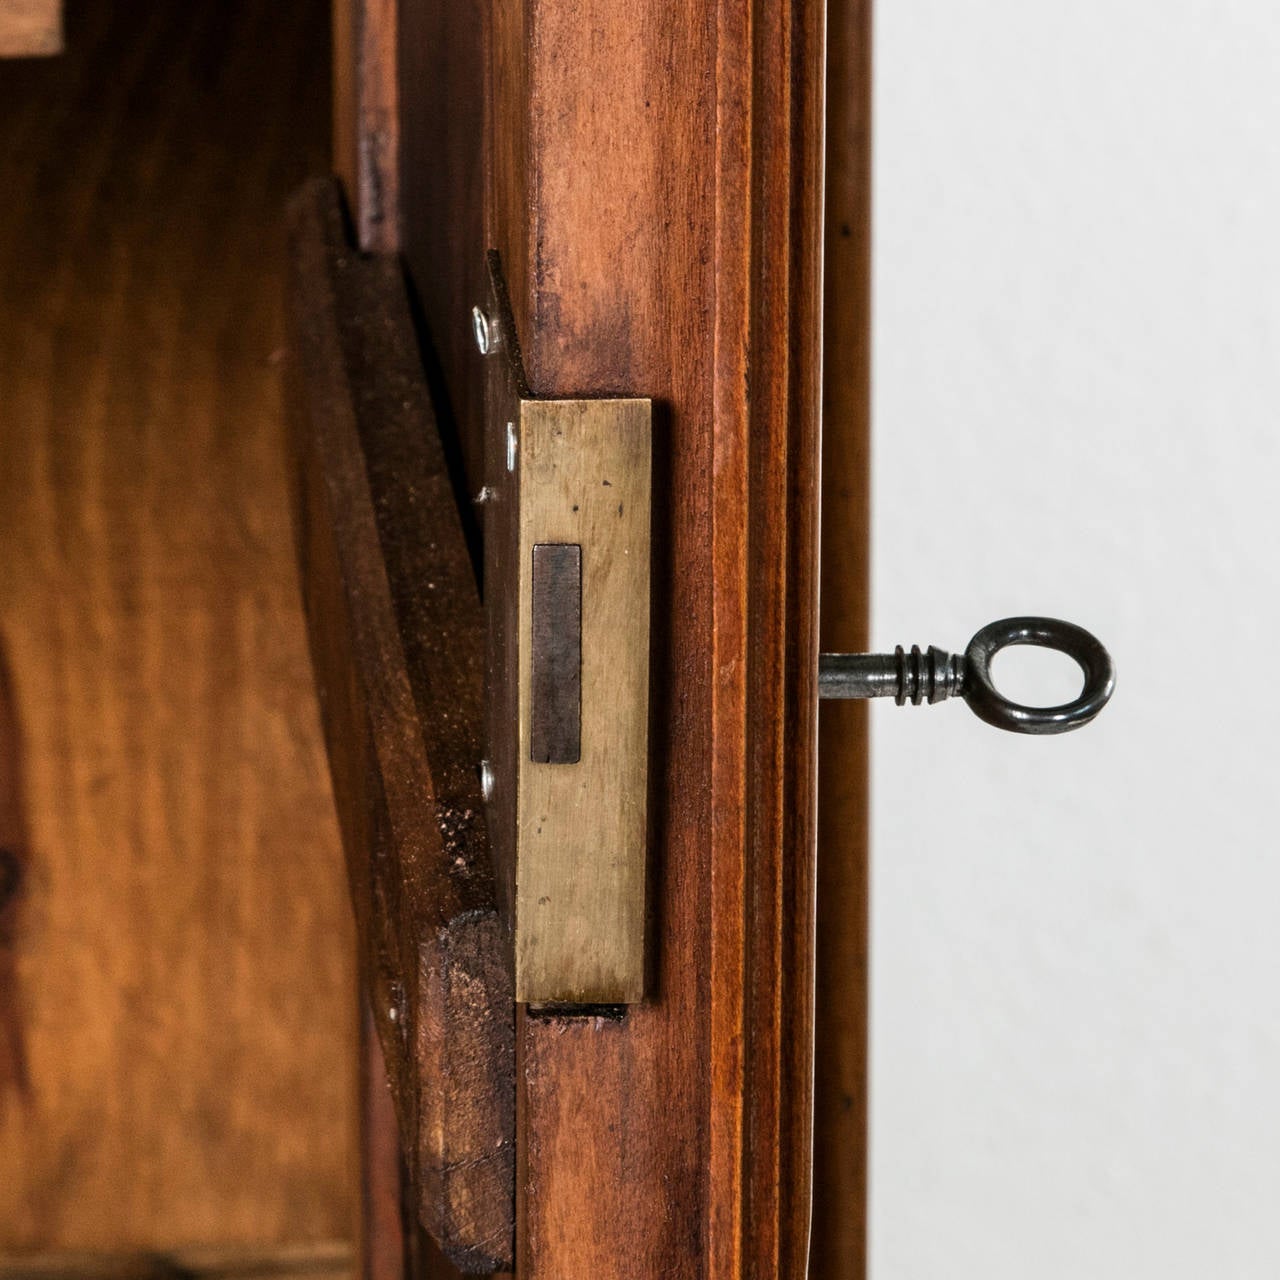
[811,0,873,1274]
[485,0,826,1274]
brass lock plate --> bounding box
[481,256,651,1005]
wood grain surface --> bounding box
[0,0,61,56]
[398,0,488,490]
[482,0,826,1273]
[288,179,514,1274]
[358,1001,406,1280]
[0,0,355,1253]
[332,0,398,252]
[811,0,873,1273]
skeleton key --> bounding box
[818,615,1115,734]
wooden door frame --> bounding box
[324,0,870,1274]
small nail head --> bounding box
[480,759,495,801]
[472,305,495,356]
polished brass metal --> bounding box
[479,254,652,1006]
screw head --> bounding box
[479,759,495,801]
[472,305,495,356]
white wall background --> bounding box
[871,3,1280,1277]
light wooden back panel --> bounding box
[0,0,61,56]
[0,0,355,1253]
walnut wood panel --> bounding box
[287,178,514,1275]
[811,0,872,1274]
[484,0,826,1274]
[0,0,354,1251]
[0,0,61,55]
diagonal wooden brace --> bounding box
[286,177,514,1275]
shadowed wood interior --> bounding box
[0,0,356,1257]
[0,1243,353,1280]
